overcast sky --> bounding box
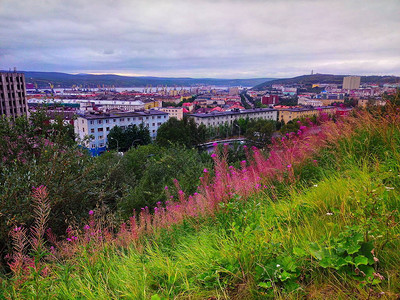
[1,0,399,78]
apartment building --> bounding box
[276,106,337,123]
[189,108,278,127]
[159,107,184,120]
[343,76,361,90]
[0,72,28,119]
[74,110,169,156]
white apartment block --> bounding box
[189,108,278,127]
[74,110,169,155]
[298,97,323,107]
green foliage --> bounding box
[309,227,379,284]
[156,116,206,148]
[118,146,212,217]
[245,119,276,147]
[107,123,151,152]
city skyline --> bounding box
[1,0,399,79]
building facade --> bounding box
[189,108,278,127]
[261,94,280,105]
[342,76,361,90]
[0,72,28,119]
[159,107,184,120]
[74,110,169,156]
[277,106,337,124]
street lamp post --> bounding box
[131,138,141,149]
[109,137,119,152]
[234,123,241,138]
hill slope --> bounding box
[2,104,400,299]
[5,70,275,88]
[252,73,400,90]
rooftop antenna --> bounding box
[311,70,314,75]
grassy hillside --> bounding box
[1,104,400,299]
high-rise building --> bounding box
[342,76,361,90]
[0,72,28,119]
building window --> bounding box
[113,119,116,122]
[90,121,94,125]
[82,120,84,124]
[99,143,104,147]
[152,123,155,126]
[127,118,130,121]
[106,127,110,131]
[98,120,103,124]
[98,128,103,132]
[99,135,103,139]
[91,144,96,148]
[120,118,124,122]
[91,128,95,133]
[105,120,109,123]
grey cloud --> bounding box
[0,0,399,78]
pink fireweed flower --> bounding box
[164,186,168,190]
[84,225,90,230]
[89,210,94,215]
[287,164,292,168]
[203,168,208,173]
[211,153,217,158]
[178,190,183,195]
[213,143,218,147]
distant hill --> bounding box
[4,71,275,89]
[252,74,400,90]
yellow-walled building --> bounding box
[277,106,337,123]
[144,100,161,109]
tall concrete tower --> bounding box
[342,76,361,90]
[0,71,29,119]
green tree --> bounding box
[245,119,277,148]
[107,124,151,152]
[156,117,206,148]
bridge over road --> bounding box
[197,138,246,153]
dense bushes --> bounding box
[94,144,213,219]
